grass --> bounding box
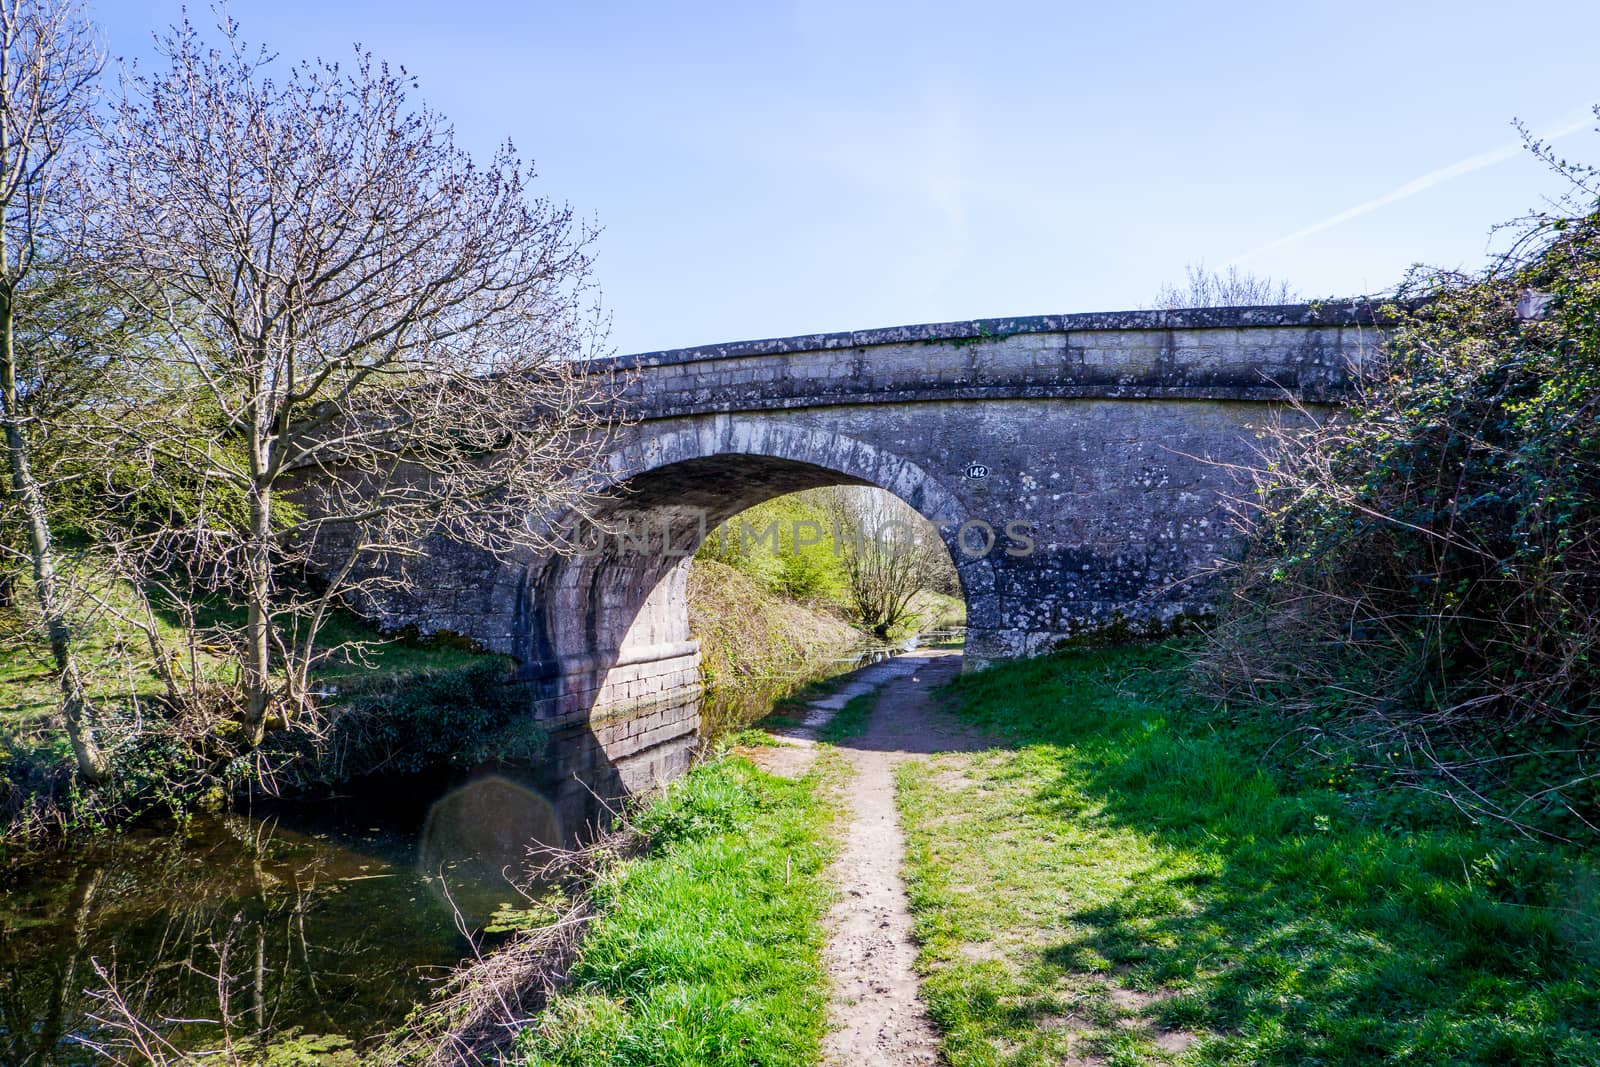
[904,588,967,634]
[515,754,838,1067]
[1,575,237,800]
[817,690,877,745]
[303,612,484,681]
[2,570,495,845]
[767,670,851,719]
[689,559,863,741]
[0,580,221,725]
[739,668,865,737]
[896,642,1600,1066]
[1,574,481,731]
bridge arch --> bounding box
[516,419,994,722]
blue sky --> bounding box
[91,1,1600,354]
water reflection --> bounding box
[419,775,561,926]
[0,773,562,1065]
[700,635,960,743]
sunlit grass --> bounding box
[817,689,877,744]
[898,644,1600,1065]
[2,571,489,836]
[516,755,838,1067]
[0,574,230,727]
[1,575,481,729]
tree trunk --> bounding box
[129,580,183,705]
[241,480,274,747]
[0,283,108,782]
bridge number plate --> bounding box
[963,462,990,479]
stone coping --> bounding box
[605,301,1396,372]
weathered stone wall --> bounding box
[348,303,1386,819]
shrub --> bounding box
[1200,129,1600,835]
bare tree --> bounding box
[0,0,107,780]
[1153,262,1298,310]
[93,17,616,746]
[825,487,951,640]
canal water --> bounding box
[696,639,911,741]
[0,772,561,1065]
[0,634,959,1064]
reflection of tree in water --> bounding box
[0,862,103,1066]
[0,812,473,1065]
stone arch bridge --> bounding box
[364,304,1381,826]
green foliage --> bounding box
[515,757,835,1067]
[687,559,861,742]
[948,322,1012,348]
[56,429,300,545]
[484,889,574,936]
[1203,194,1600,832]
[0,260,285,547]
[696,491,846,603]
[1,568,249,845]
[1,580,509,846]
[1,697,251,849]
[900,644,1600,1065]
[628,764,763,846]
[245,1030,362,1066]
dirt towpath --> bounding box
[749,649,985,1067]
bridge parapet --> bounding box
[605,302,1391,419]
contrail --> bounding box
[1230,107,1596,264]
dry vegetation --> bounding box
[1197,126,1600,838]
[686,559,861,738]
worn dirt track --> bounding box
[749,649,985,1066]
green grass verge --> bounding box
[817,690,877,745]
[3,583,480,733]
[761,668,860,730]
[0,579,224,726]
[897,643,1600,1066]
[3,572,495,844]
[515,754,837,1067]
